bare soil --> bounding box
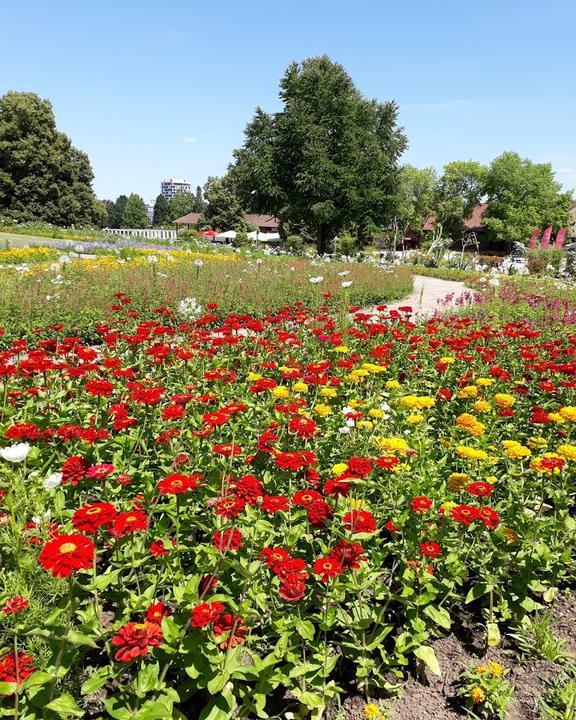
[384,591,576,720]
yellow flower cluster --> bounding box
[559,406,576,422]
[456,413,486,436]
[447,472,469,491]
[375,437,411,455]
[502,440,531,459]
[459,385,479,398]
[493,393,515,408]
[456,445,489,461]
[557,444,576,460]
[399,395,436,411]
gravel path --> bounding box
[384,274,468,316]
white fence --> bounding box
[104,228,177,241]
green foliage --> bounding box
[0,91,101,226]
[285,234,306,256]
[203,174,246,231]
[435,160,487,240]
[121,193,149,229]
[336,234,357,257]
[510,612,572,662]
[152,194,171,226]
[457,663,513,719]
[232,55,407,253]
[540,669,576,720]
[483,152,573,245]
[526,247,563,276]
[168,191,203,223]
[393,165,437,237]
[106,195,128,228]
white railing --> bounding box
[104,228,177,241]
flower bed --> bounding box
[0,298,575,719]
[0,255,413,342]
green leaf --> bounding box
[45,692,85,717]
[414,645,441,676]
[294,691,326,709]
[135,662,159,696]
[295,619,315,641]
[81,666,111,695]
[465,583,492,603]
[136,698,174,720]
[487,622,500,648]
[66,629,99,648]
[0,682,18,696]
[207,671,230,695]
[199,688,236,720]
[423,605,452,630]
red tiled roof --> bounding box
[174,212,202,225]
[244,214,278,229]
[423,203,488,232]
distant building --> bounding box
[161,179,191,200]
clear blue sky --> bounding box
[2,0,575,202]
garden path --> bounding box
[382,274,468,317]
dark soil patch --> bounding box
[385,590,576,720]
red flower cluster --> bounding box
[111,621,163,662]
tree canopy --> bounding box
[232,55,407,253]
[167,190,203,223]
[121,193,149,228]
[392,165,437,240]
[482,152,573,245]
[152,194,171,226]
[435,160,487,239]
[0,91,100,225]
[203,175,246,231]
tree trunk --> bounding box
[316,224,328,255]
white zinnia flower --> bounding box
[194,259,204,268]
[43,472,63,489]
[0,443,31,463]
[309,276,324,284]
[341,281,353,288]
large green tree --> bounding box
[105,195,128,228]
[122,193,149,228]
[435,160,487,239]
[483,152,573,245]
[232,55,407,253]
[168,191,203,223]
[203,175,246,231]
[392,165,437,243]
[152,194,171,226]
[0,91,100,225]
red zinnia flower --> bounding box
[343,510,377,534]
[261,495,289,513]
[191,601,225,628]
[39,533,95,577]
[450,505,480,526]
[478,506,500,530]
[313,556,344,582]
[347,457,373,477]
[149,539,171,557]
[1,596,29,614]
[72,502,117,533]
[466,481,495,498]
[288,416,318,439]
[411,496,433,514]
[113,511,148,536]
[307,499,333,527]
[86,463,115,480]
[145,601,171,625]
[212,528,243,552]
[213,613,248,649]
[0,652,35,684]
[214,495,246,519]
[85,379,114,397]
[420,541,442,558]
[157,473,201,495]
[231,474,263,504]
[293,489,323,508]
[328,540,366,569]
[278,576,307,602]
[62,455,89,486]
[259,546,290,569]
[376,455,400,471]
[212,443,243,457]
[111,621,163,662]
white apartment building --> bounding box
[161,179,191,200]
